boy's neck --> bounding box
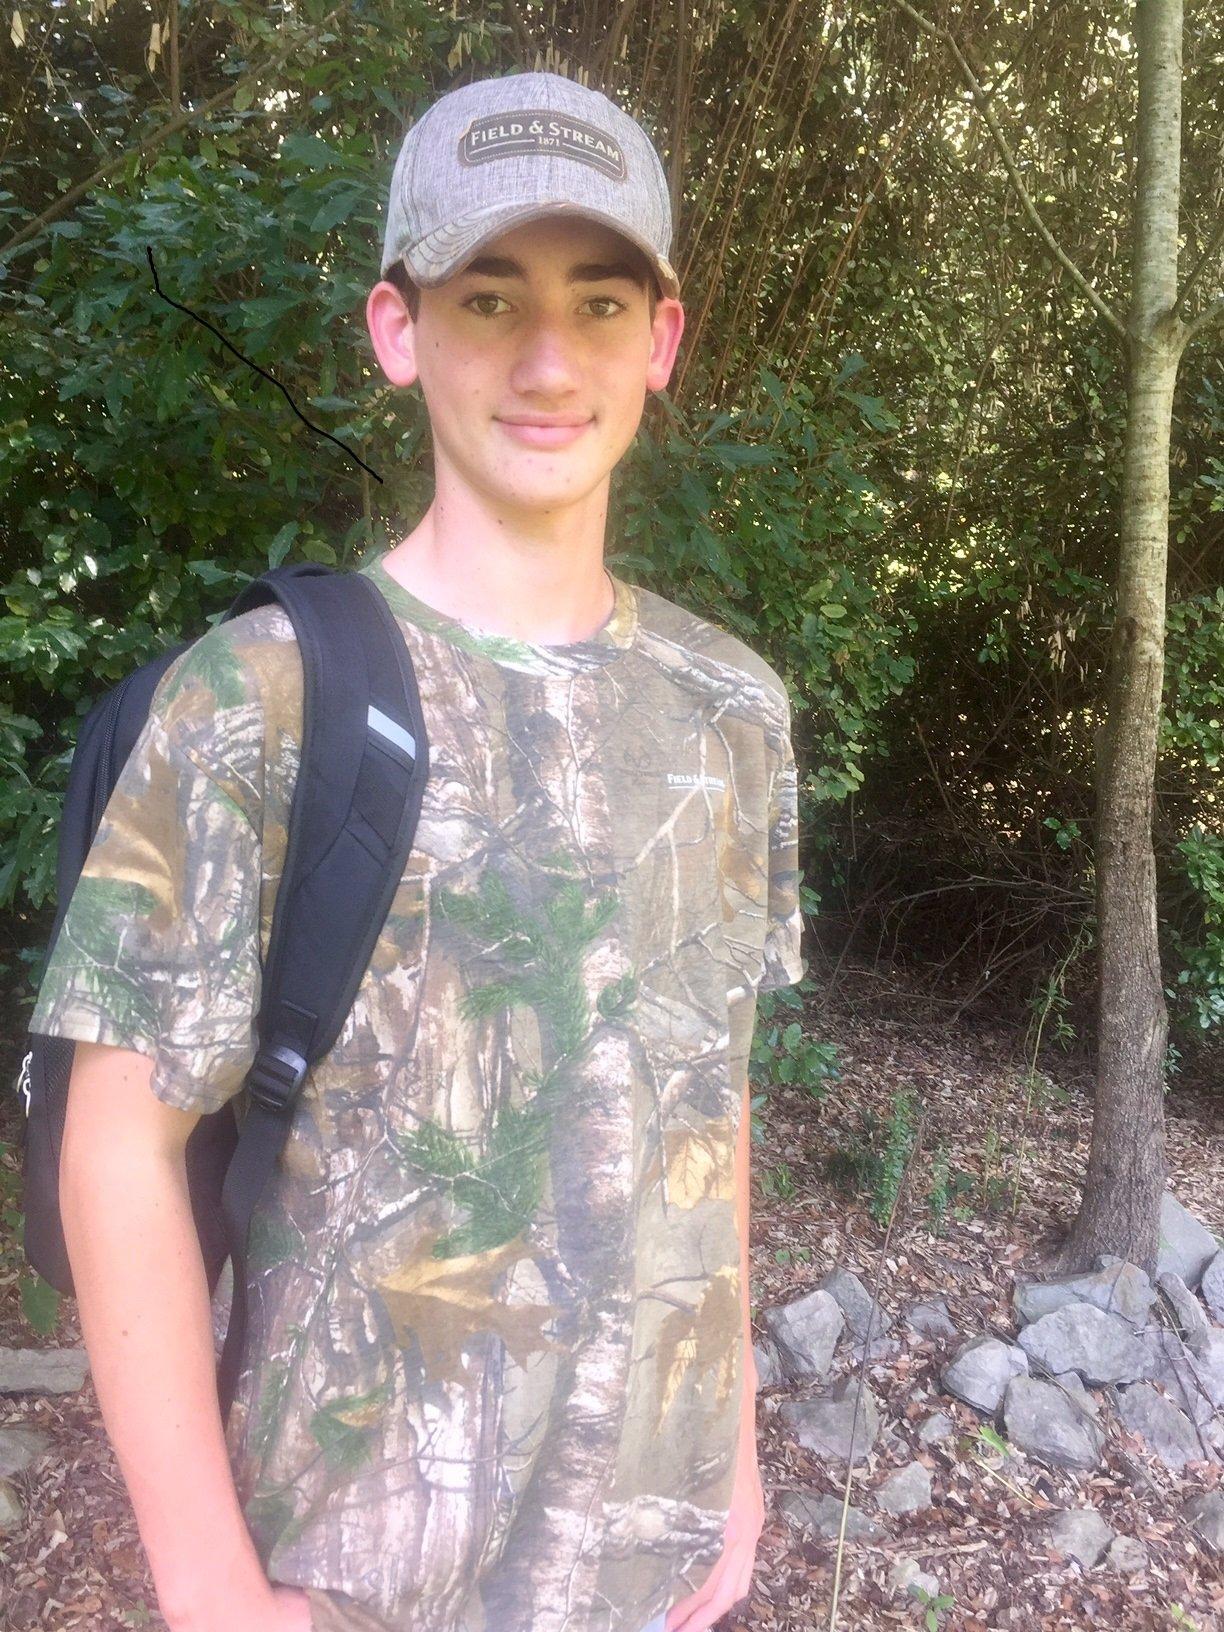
[381,478,616,646]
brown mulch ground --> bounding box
[2,961,1223,1630]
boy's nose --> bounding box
[510,323,583,396]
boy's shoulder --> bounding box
[155,602,302,725]
[179,599,300,672]
[629,577,792,720]
[139,603,305,809]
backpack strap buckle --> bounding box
[245,1045,309,1113]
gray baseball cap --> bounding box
[380,71,680,300]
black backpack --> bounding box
[14,562,430,1423]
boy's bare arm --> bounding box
[59,1039,308,1631]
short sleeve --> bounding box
[30,636,265,1116]
[758,704,806,992]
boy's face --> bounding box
[368,214,684,517]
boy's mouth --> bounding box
[496,416,594,448]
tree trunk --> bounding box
[1056,0,1191,1276]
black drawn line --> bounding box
[145,244,383,483]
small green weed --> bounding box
[912,1584,955,1629]
[924,1141,974,1234]
[980,1125,1015,1215]
[1009,919,1091,1214]
[824,1091,918,1226]
[1163,1038,1183,1088]
[822,1106,882,1195]
[1020,1066,1070,1115]
[976,1423,1009,1456]
[1023,915,1084,1052]
[759,1161,798,1202]
[772,1243,812,1267]
[874,1090,917,1225]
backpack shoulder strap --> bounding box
[216,564,429,1420]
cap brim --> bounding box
[392,199,680,300]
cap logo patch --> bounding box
[666,771,727,792]
[459,110,627,180]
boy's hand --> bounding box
[167,1583,313,1632]
[268,1585,315,1631]
[665,1389,763,1632]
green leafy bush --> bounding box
[749,980,839,1100]
[1167,824,1224,1035]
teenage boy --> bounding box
[32,70,804,1632]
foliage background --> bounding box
[1,0,1222,1065]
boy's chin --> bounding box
[487,473,612,512]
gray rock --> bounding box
[1135,1322,1185,1380]
[1157,1271,1211,1348]
[1015,1261,1156,1330]
[1202,1251,1224,1324]
[886,1558,941,1602]
[816,1268,893,1342]
[917,1410,957,1447]
[1158,1193,1220,1291]
[779,1375,881,1465]
[0,1426,53,1478]
[1105,1534,1149,1573]
[1046,1507,1114,1569]
[847,1333,902,1368]
[941,1336,1028,1414]
[1017,1305,1148,1386]
[1182,1491,1224,1551]
[753,1339,782,1390]
[1138,1328,1218,1426]
[1002,1375,1104,1471]
[0,1477,21,1533]
[776,1490,889,1542]
[875,1460,933,1516]
[905,1299,958,1341]
[1114,1381,1211,1472]
[1052,1371,1101,1419]
[761,1289,845,1382]
[1187,1328,1224,1404]
[0,1347,90,1394]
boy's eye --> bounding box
[461,293,628,318]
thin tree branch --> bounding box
[0,3,350,265]
[667,0,690,229]
[888,0,1127,342]
[1180,292,1224,348]
[500,0,537,65]
[1171,211,1224,321]
[169,0,181,115]
[595,0,640,84]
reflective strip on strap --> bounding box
[367,704,417,761]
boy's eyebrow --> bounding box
[458,254,645,286]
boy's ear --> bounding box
[366,281,421,388]
[645,297,685,393]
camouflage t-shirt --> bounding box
[32,551,805,1632]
